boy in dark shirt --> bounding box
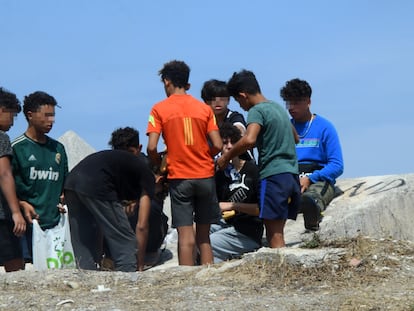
[0,87,26,272]
[211,123,263,262]
[64,150,155,272]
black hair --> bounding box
[23,91,58,120]
[200,79,229,102]
[109,126,140,150]
[220,122,252,161]
[280,78,312,100]
[219,122,241,144]
[158,60,190,89]
[227,70,261,98]
[0,87,22,112]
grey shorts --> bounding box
[169,177,221,227]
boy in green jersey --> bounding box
[12,91,68,262]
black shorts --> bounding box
[0,219,22,265]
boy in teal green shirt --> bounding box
[217,70,300,248]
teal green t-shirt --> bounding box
[247,101,298,179]
[12,134,68,229]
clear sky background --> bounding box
[1,1,413,178]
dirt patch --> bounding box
[1,236,414,311]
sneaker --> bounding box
[144,249,162,268]
[301,195,323,231]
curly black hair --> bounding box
[109,126,140,150]
[280,78,312,100]
[159,60,190,89]
[23,91,58,120]
[201,79,229,102]
[0,87,21,112]
[219,122,241,144]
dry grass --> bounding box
[1,236,414,310]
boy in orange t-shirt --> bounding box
[146,60,223,265]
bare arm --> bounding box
[220,201,259,216]
[208,129,223,157]
[136,190,151,271]
[147,132,161,167]
[0,157,26,236]
[217,123,261,170]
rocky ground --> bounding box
[1,235,413,311]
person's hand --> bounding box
[11,211,26,236]
[57,203,67,214]
[219,202,235,212]
[57,194,67,213]
[216,154,229,171]
[20,201,39,224]
[300,176,312,193]
[123,200,137,216]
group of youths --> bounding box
[0,59,343,273]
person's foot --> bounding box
[301,195,323,231]
[100,257,114,271]
[144,249,162,269]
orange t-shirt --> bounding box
[147,94,218,179]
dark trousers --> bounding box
[64,190,137,272]
[127,199,168,253]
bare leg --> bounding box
[177,225,196,265]
[263,219,286,248]
[195,223,213,265]
[192,223,197,264]
[4,258,25,272]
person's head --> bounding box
[280,78,312,121]
[158,60,190,96]
[201,79,230,117]
[227,70,261,111]
[23,91,58,134]
[109,126,168,199]
[109,126,142,155]
[0,87,21,131]
[219,122,241,154]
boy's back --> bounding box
[247,101,298,178]
[148,93,217,179]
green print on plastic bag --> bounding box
[46,235,75,268]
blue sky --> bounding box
[1,1,413,178]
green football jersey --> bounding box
[12,134,68,229]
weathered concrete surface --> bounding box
[158,173,414,270]
[284,174,414,245]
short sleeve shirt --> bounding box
[247,101,298,179]
[147,94,218,179]
[0,131,13,220]
[12,134,68,229]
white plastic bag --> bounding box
[32,211,76,270]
